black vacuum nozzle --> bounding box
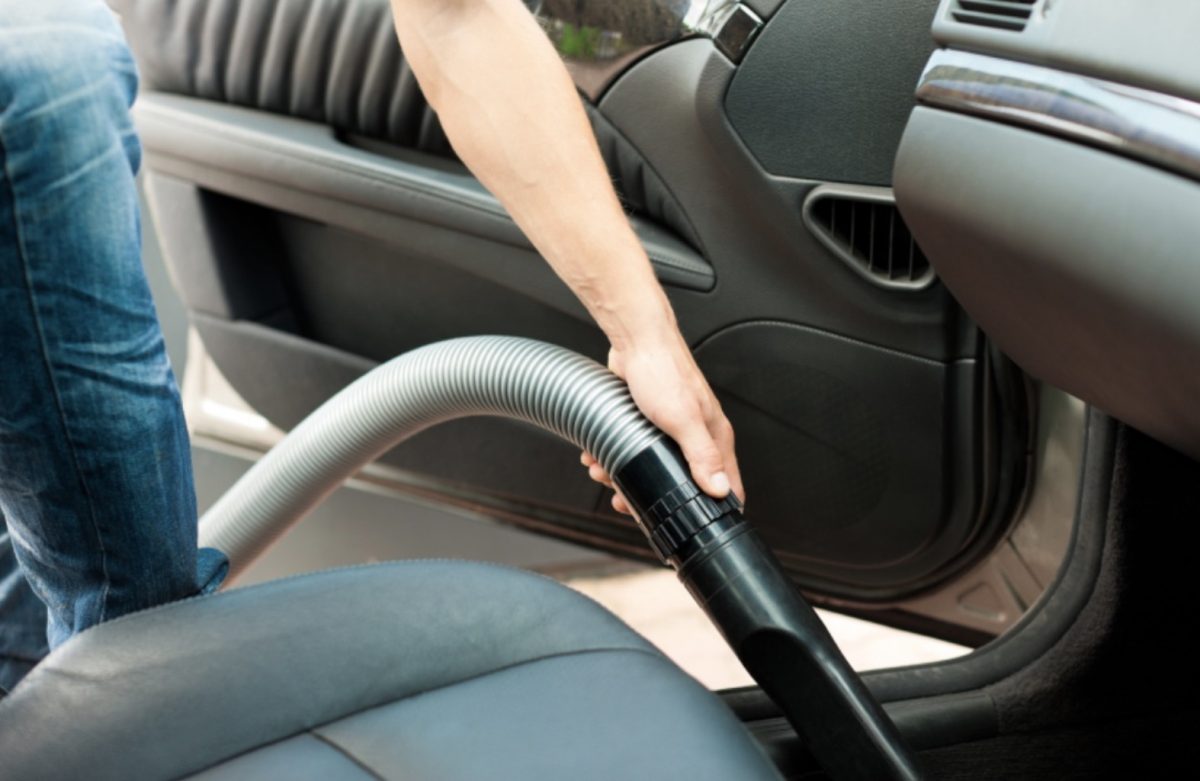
[614,438,922,781]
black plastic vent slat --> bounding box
[808,195,932,288]
[958,0,1035,17]
[951,0,1035,32]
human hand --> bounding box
[581,330,744,516]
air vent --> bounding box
[951,0,1037,32]
[803,187,934,291]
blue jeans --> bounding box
[0,0,226,694]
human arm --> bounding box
[387,0,743,507]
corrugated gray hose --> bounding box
[198,336,661,579]
[197,334,921,780]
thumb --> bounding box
[674,422,730,499]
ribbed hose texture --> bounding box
[199,337,662,577]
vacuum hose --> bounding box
[199,336,920,780]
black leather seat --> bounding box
[0,561,782,780]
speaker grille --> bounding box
[951,0,1037,32]
[805,188,934,290]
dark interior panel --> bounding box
[695,322,989,596]
[144,174,293,324]
[597,41,972,362]
[146,158,1015,598]
[112,0,703,250]
[135,94,714,295]
[193,315,609,515]
[128,0,1031,605]
[724,0,940,184]
[148,174,612,514]
[276,217,609,364]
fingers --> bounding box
[712,415,744,504]
[670,413,733,500]
[582,451,614,486]
[580,371,745,516]
[588,461,613,489]
[582,452,626,489]
[583,450,628,513]
[586,411,742,508]
[582,450,633,514]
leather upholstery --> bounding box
[0,562,782,780]
[113,0,450,154]
[109,0,702,248]
[588,105,703,250]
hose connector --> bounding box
[612,438,743,566]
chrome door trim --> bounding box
[916,49,1200,183]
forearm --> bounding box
[388,0,674,348]
[390,0,743,500]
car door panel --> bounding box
[585,37,1026,597]
[116,0,1046,634]
[136,97,714,295]
[135,93,696,527]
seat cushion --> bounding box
[0,561,781,780]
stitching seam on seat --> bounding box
[175,647,674,779]
[329,645,670,717]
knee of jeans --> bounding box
[0,25,139,133]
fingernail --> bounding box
[710,471,730,495]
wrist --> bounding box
[554,230,680,350]
[595,283,679,352]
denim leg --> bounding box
[0,0,225,689]
[0,511,49,696]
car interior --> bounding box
[2,0,1198,778]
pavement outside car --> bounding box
[559,563,969,690]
